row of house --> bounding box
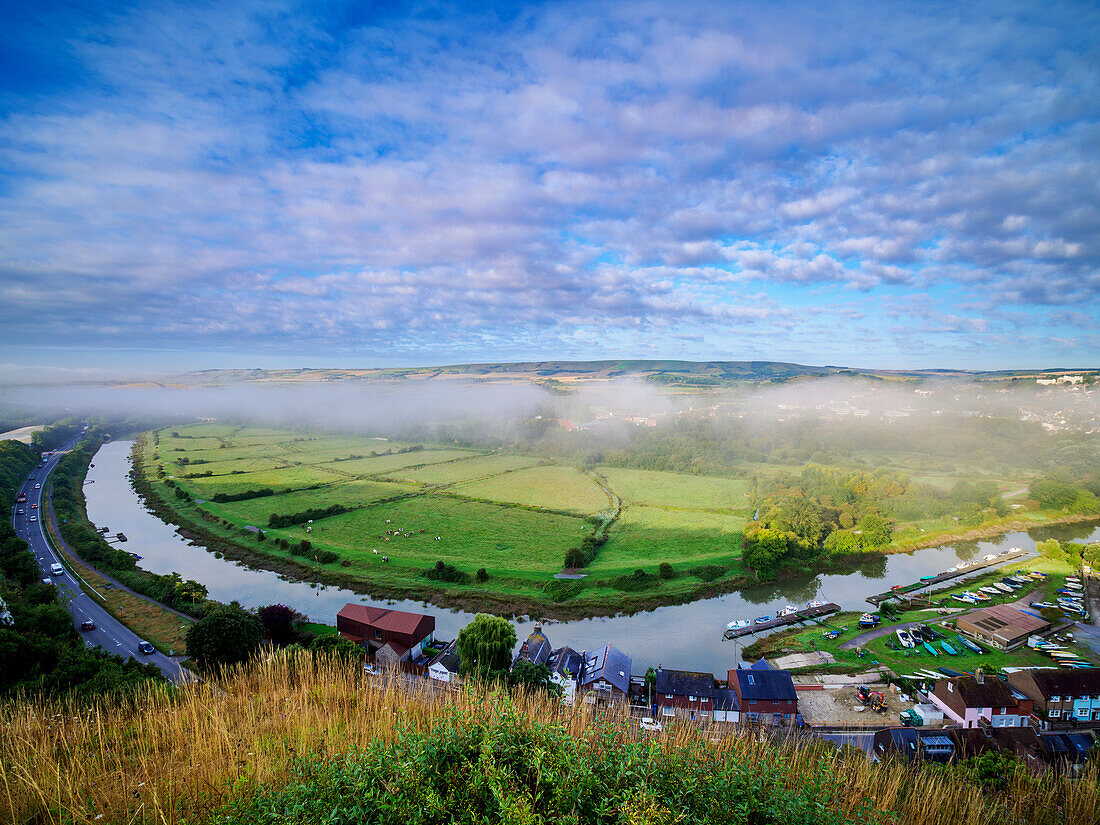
[927,669,1100,729]
[335,605,802,725]
[873,724,1094,775]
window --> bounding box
[665,694,674,699]
[1049,710,1061,718]
[688,695,697,701]
[661,706,674,717]
[1050,695,1060,702]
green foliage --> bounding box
[475,567,488,582]
[185,604,263,669]
[856,514,891,548]
[611,568,659,591]
[457,614,516,675]
[268,503,350,529]
[541,579,583,602]
[506,659,557,695]
[687,563,727,582]
[742,528,796,578]
[215,709,882,825]
[211,488,275,503]
[956,751,1022,792]
[658,561,675,579]
[423,560,470,584]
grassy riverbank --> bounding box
[2,653,1095,825]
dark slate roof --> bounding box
[548,646,584,681]
[1041,732,1095,762]
[953,676,1019,709]
[580,643,632,694]
[655,668,715,698]
[714,688,740,712]
[428,640,460,673]
[735,668,796,702]
[513,626,553,667]
[1029,668,1100,696]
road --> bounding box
[10,436,194,684]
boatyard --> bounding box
[865,547,1032,605]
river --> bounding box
[84,440,1100,673]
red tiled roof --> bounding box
[338,604,390,625]
[337,603,433,637]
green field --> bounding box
[143,424,759,616]
[453,465,612,514]
[597,466,750,512]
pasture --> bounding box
[146,424,756,614]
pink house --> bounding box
[929,673,1033,729]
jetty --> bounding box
[865,547,1032,606]
[723,602,840,639]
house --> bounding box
[956,605,1051,651]
[336,604,435,666]
[873,728,957,764]
[929,673,1033,729]
[512,624,553,668]
[1005,668,1100,724]
[579,643,631,702]
[729,666,798,725]
[547,646,584,705]
[712,688,740,724]
[427,639,461,683]
[1039,731,1095,776]
[654,668,715,721]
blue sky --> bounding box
[0,0,1097,374]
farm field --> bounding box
[141,424,761,615]
[596,466,750,512]
[384,453,541,485]
[453,465,613,514]
[590,505,745,574]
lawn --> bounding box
[453,465,613,515]
[178,464,350,497]
[314,449,480,477]
[597,466,751,512]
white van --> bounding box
[50,563,64,577]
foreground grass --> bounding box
[1,654,1097,825]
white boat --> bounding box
[896,629,916,648]
[726,619,751,631]
[979,586,1002,596]
[983,554,998,562]
[777,605,798,617]
[994,583,1014,593]
[964,590,990,601]
[807,600,825,609]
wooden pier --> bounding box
[723,602,841,639]
[865,548,1032,606]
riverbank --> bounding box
[126,429,1099,621]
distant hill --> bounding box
[113,361,1097,389]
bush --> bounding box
[563,547,585,568]
[687,564,727,582]
[268,504,349,529]
[611,568,659,592]
[476,567,488,582]
[315,550,339,565]
[423,560,470,584]
[658,562,675,579]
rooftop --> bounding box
[734,668,797,702]
[655,668,715,698]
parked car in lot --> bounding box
[81,620,96,631]
[640,718,663,733]
[137,641,155,655]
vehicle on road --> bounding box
[81,620,96,631]
[137,641,156,655]
[41,577,52,585]
[30,503,37,509]
[640,718,663,733]
[16,508,23,514]
[34,483,40,489]
[50,563,64,577]
[30,515,38,522]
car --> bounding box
[640,718,663,733]
[30,503,37,509]
[363,664,379,675]
[81,620,96,631]
[50,563,64,576]
[16,508,23,514]
[29,515,37,522]
[34,484,41,489]
[41,576,52,585]
[137,641,155,655]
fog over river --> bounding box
[85,441,1100,673]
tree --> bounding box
[457,614,516,676]
[742,528,792,578]
[257,604,299,645]
[475,567,489,583]
[185,604,263,669]
[856,514,891,548]
[658,562,674,579]
[507,659,557,695]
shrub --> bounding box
[315,550,339,565]
[476,567,488,582]
[658,562,675,579]
[563,547,585,568]
[423,560,470,584]
[612,568,659,592]
[687,564,727,582]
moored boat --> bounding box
[753,615,774,625]
[923,641,939,656]
[940,642,958,655]
[726,619,751,630]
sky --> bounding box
[0,0,1097,375]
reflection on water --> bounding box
[84,441,1100,673]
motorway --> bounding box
[10,437,194,684]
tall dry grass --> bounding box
[1,653,1096,824]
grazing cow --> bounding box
[372,549,378,554]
